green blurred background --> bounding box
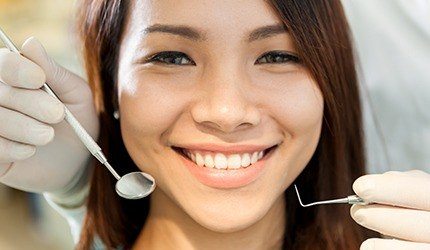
[0,0,81,249]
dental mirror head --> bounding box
[115,172,156,199]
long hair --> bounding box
[75,0,377,249]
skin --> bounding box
[116,1,324,249]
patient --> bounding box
[75,0,374,249]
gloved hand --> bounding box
[0,37,99,197]
[351,170,430,250]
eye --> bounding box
[144,51,196,66]
[255,51,300,64]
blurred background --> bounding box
[0,0,428,249]
[0,0,80,249]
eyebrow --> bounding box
[248,24,289,42]
[141,23,288,43]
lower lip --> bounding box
[175,146,277,189]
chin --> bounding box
[184,196,275,233]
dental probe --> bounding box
[294,184,369,207]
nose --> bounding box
[191,65,260,133]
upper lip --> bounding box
[173,143,279,154]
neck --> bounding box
[133,189,286,250]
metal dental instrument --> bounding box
[294,184,368,207]
[0,27,156,200]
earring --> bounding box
[113,110,120,120]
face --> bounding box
[117,0,324,232]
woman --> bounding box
[0,0,428,249]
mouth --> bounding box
[171,144,279,170]
[171,144,279,189]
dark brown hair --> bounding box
[75,0,377,249]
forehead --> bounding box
[127,0,284,38]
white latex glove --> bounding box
[350,170,430,250]
[0,37,99,198]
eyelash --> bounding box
[143,50,300,66]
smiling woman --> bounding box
[74,0,376,249]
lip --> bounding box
[172,145,278,189]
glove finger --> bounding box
[0,82,65,124]
[351,204,430,243]
[0,106,54,146]
[0,162,13,178]
[0,135,36,163]
[0,48,46,89]
[384,170,429,178]
[360,238,430,250]
[404,169,430,178]
[20,37,92,105]
[353,170,430,210]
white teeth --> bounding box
[227,154,242,169]
[251,152,259,164]
[214,153,228,169]
[181,148,270,170]
[241,153,251,167]
[204,154,215,168]
[195,153,205,167]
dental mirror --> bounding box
[0,26,156,199]
[115,171,156,199]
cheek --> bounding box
[265,75,324,135]
[117,71,191,178]
[258,73,324,189]
[118,72,189,137]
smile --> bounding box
[172,144,279,189]
[176,145,277,170]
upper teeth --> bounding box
[182,149,265,170]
